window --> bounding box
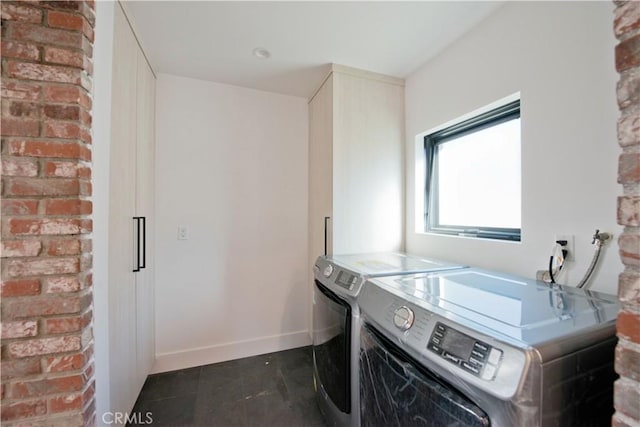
[424,100,521,241]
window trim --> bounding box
[424,100,521,242]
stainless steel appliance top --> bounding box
[314,253,468,299]
[368,268,618,354]
[321,252,467,277]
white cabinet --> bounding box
[308,64,405,265]
[108,3,155,416]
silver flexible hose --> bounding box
[576,242,602,289]
[576,230,611,289]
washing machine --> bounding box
[312,253,467,427]
[357,268,619,426]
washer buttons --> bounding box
[488,348,502,365]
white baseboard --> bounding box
[151,330,311,374]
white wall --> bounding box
[92,0,115,419]
[153,74,309,372]
[406,2,621,294]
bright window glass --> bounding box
[425,100,521,241]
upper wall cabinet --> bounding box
[308,64,405,264]
[109,3,156,416]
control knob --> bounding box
[393,306,415,331]
[323,265,334,278]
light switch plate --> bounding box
[178,225,188,240]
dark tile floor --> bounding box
[128,346,326,427]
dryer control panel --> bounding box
[428,322,502,380]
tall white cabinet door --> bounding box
[109,4,138,416]
[135,48,156,388]
[332,72,404,254]
[308,75,334,266]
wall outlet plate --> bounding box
[555,234,574,261]
[178,225,188,240]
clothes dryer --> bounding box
[358,268,619,426]
[312,253,467,427]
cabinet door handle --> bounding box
[324,216,331,257]
[133,217,141,272]
[140,216,146,269]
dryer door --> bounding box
[360,322,490,427]
[312,280,351,414]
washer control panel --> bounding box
[428,322,503,380]
[334,270,359,291]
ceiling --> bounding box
[125,1,504,99]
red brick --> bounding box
[1,199,39,216]
[7,139,90,160]
[1,80,41,101]
[1,240,42,257]
[1,157,38,177]
[79,108,91,127]
[7,61,82,85]
[618,69,640,110]
[46,239,81,256]
[50,393,83,413]
[5,257,80,278]
[1,320,38,338]
[44,276,80,293]
[43,104,81,121]
[11,374,84,398]
[616,342,640,382]
[0,399,47,421]
[80,239,92,254]
[615,1,640,39]
[619,233,640,268]
[613,412,637,427]
[41,1,83,12]
[1,117,40,137]
[80,126,92,144]
[47,9,94,42]
[1,40,40,61]
[4,178,80,197]
[43,85,84,105]
[3,294,86,319]
[4,294,85,319]
[43,353,84,373]
[80,272,92,290]
[1,279,40,297]
[618,112,640,147]
[617,33,640,72]
[1,3,42,23]
[0,358,42,380]
[43,46,84,69]
[618,311,640,344]
[44,199,92,215]
[44,160,76,177]
[44,120,82,139]
[9,22,82,48]
[3,100,40,119]
[45,316,82,334]
[9,218,85,235]
[618,196,640,226]
[47,10,83,30]
[618,153,640,183]
[80,253,92,271]
[615,378,640,420]
[79,180,92,196]
[619,271,640,305]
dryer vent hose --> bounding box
[576,229,611,290]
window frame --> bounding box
[424,100,521,242]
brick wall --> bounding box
[1,1,96,425]
[614,2,640,426]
